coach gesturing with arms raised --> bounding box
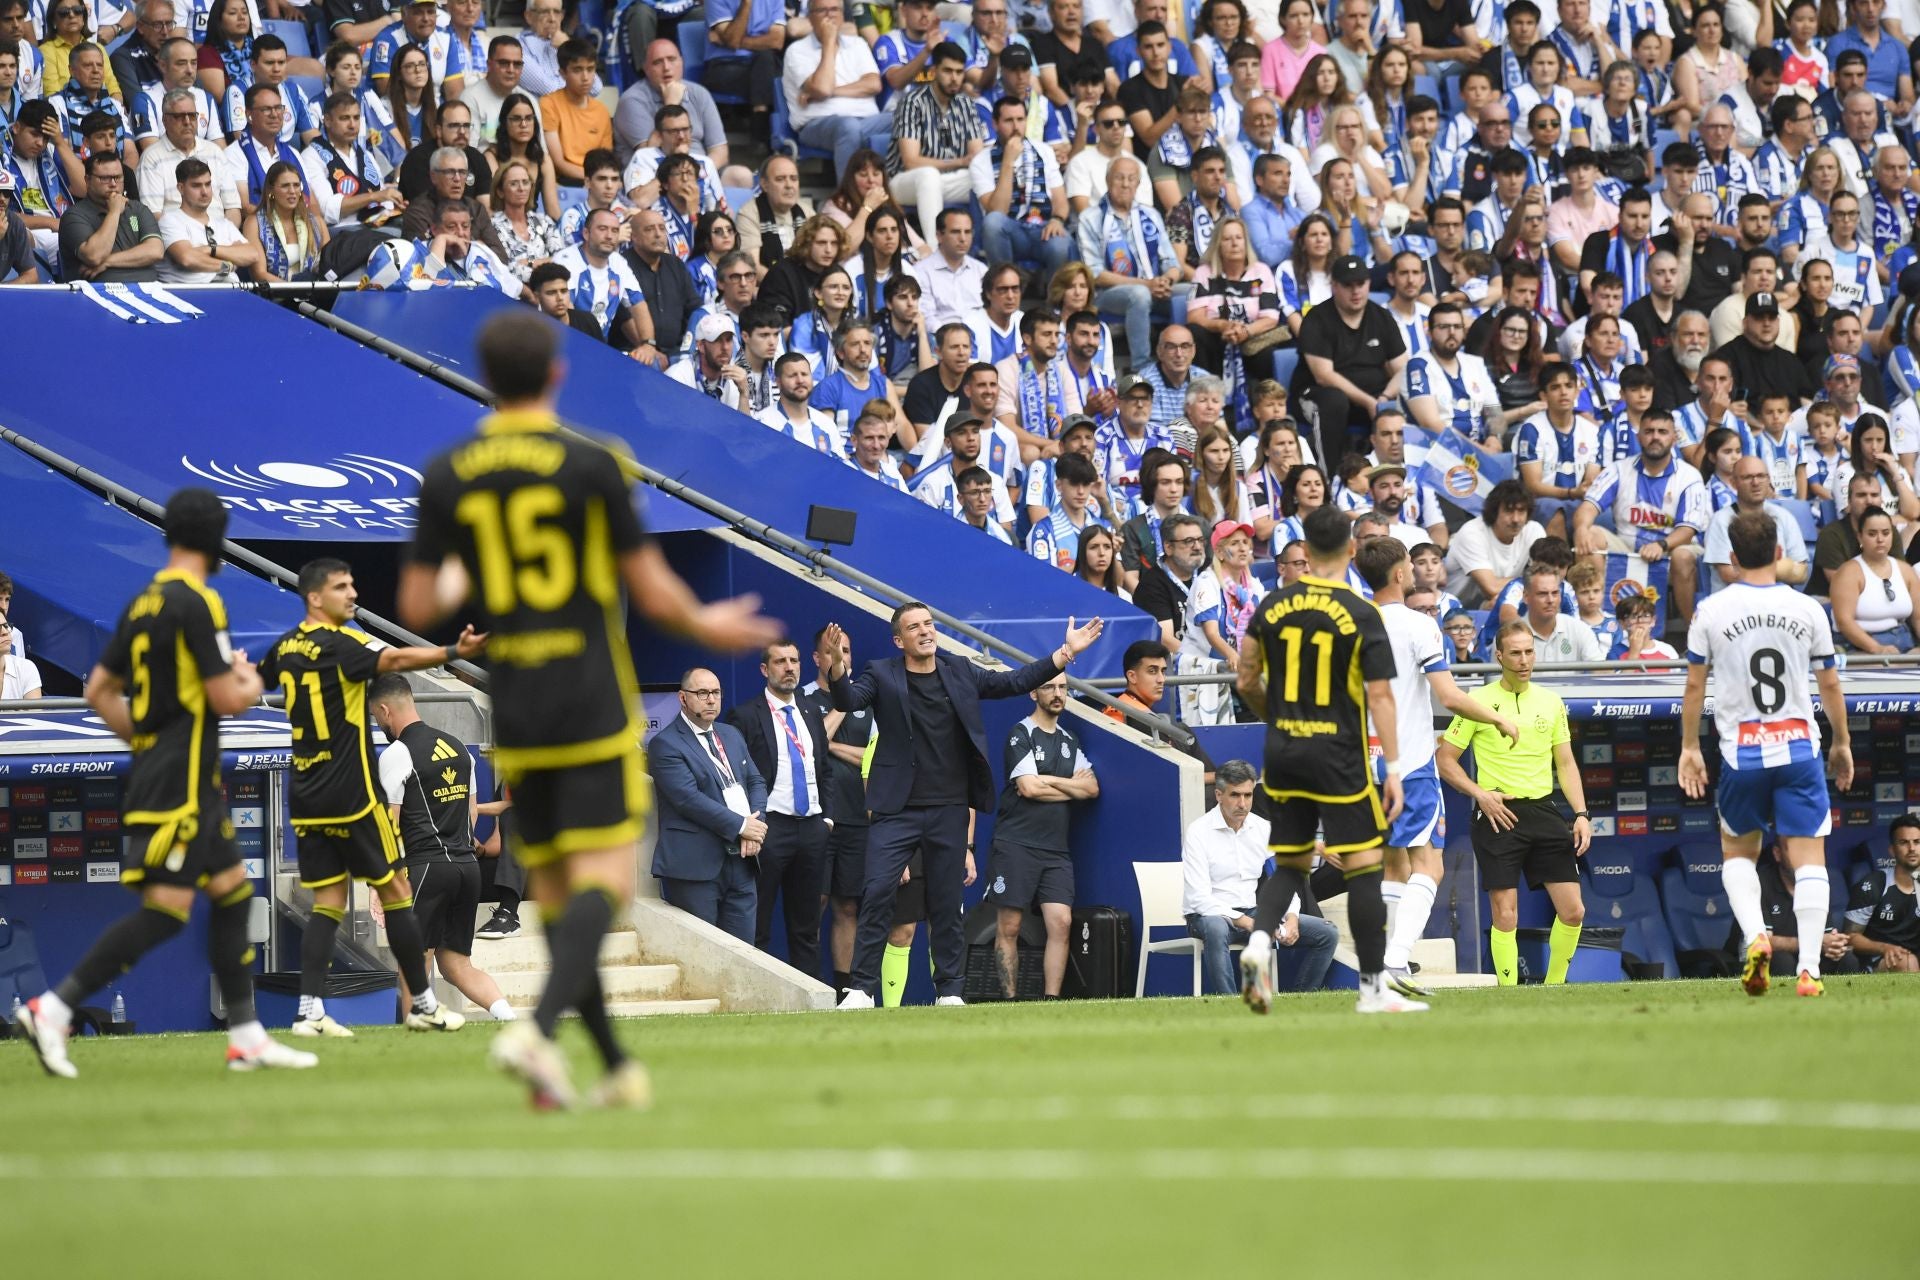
[823,605,1103,1009]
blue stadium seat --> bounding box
[725,185,755,212]
[262,18,313,59]
[679,23,748,107]
[1413,73,1441,109]
[1582,858,1679,977]
[771,89,831,164]
[0,906,49,1012]
[1773,497,1818,545]
[1659,862,1736,968]
[1252,561,1277,591]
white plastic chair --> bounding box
[1133,860,1240,996]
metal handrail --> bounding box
[1081,654,1920,689]
[291,299,1200,751]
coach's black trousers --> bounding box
[850,804,969,999]
[755,812,830,977]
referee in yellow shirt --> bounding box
[1435,620,1593,986]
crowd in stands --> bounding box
[10,0,1920,727]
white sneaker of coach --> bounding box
[837,990,876,1010]
[933,995,966,1006]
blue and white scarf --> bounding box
[1604,230,1650,304]
[993,139,1050,223]
[1157,123,1218,169]
[1182,190,1222,260]
[657,195,695,259]
[1016,354,1065,439]
[236,132,306,208]
[2,145,70,218]
[1093,197,1168,278]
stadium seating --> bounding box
[1581,855,1678,978]
[1133,859,1223,996]
[1659,859,1736,977]
[261,18,313,59]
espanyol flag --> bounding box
[1402,423,1435,470]
[1417,427,1514,514]
[1604,552,1670,635]
[77,282,206,324]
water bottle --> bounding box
[110,992,126,1025]
[9,994,20,1021]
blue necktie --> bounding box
[781,705,810,817]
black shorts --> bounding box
[985,840,1074,910]
[503,748,649,869]
[122,804,240,891]
[1264,780,1387,858]
[891,857,927,928]
[296,807,402,889]
[411,858,481,954]
[827,821,869,900]
[1472,798,1578,891]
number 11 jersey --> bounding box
[409,411,651,770]
[1686,583,1837,769]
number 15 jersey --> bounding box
[1686,582,1836,769]
[409,411,651,771]
[1244,573,1397,800]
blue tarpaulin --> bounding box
[0,291,714,541]
[0,445,301,679]
[330,291,1153,672]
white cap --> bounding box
[694,314,735,344]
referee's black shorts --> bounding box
[1472,797,1578,891]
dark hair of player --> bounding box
[477,309,557,400]
[1354,535,1407,589]
[369,672,415,707]
[296,557,351,602]
[163,487,229,560]
[1302,504,1351,556]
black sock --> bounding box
[575,971,627,1070]
[535,889,615,1039]
[209,883,258,1026]
[55,905,186,1007]
[833,970,851,997]
[1346,866,1387,976]
[300,905,344,1000]
[1253,865,1307,937]
[381,899,435,1005]
[496,888,521,917]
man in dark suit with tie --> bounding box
[727,640,837,977]
[822,603,1105,1009]
[649,667,769,941]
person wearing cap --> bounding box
[911,411,1018,531]
[1709,288,1816,408]
[369,0,469,96]
[1293,252,1409,459]
[1079,153,1185,371]
[1026,451,1111,570]
[1805,309,1889,411]
[783,0,890,178]
[1164,514,1248,725]
[1097,375,1176,511]
[973,94,1071,277]
[1365,464,1441,552]
[960,0,1032,94]
[1026,413,1122,526]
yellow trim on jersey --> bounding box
[1324,834,1386,855]
[1263,784,1378,804]
[299,872,350,889]
[481,409,563,436]
[156,567,230,631]
[494,723,642,773]
[1268,840,1320,854]
[515,819,645,868]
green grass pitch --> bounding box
[6,979,1918,1278]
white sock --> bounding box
[1721,857,1766,949]
[411,988,439,1015]
[1793,865,1830,979]
[1357,972,1383,997]
[36,991,72,1028]
[488,999,516,1021]
[1242,928,1272,964]
[296,995,325,1021]
[1384,873,1438,970]
[228,1019,267,1050]
[1380,878,1404,939]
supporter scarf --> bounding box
[798,307,842,376]
[1094,197,1166,278]
[261,211,313,279]
[1211,275,1258,434]
[1605,229,1648,302]
[992,139,1047,223]
[1182,190,1221,260]
[1156,123,1217,169]
[688,256,718,305]
[238,132,306,209]
[657,194,695,259]
[3,146,70,217]
[1067,356,1115,430]
[746,358,774,412]
[1200,36,1230,86]
[1017,354,1064,439]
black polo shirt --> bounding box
[1709,334,1815,407]
[396,142,493,204]
[1117,71,1185,159]
[1652,231,1740,316]
[324,0,396,32]
[1295,299,1407,402]
[623,245,698,354]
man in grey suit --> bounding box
[649,667,768,941]
[822,604,1104,1009]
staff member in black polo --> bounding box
[821,605,1104,1008]
[728,639,837,978]
[1434,619,1591,988]
[1293,254,1410,460]
[801,623,877,996]
[370,673,516,1023]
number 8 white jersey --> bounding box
[1378,601,1450,775]
[1686,583,1837,769]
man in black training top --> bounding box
[985,672,1098,999]
[1234,504,1426,1015]
[396,309,779,1110]
[259,558,487,1039]
[372,673,517,1024]
[820,604,1103,1009]
[15,489,315,1077]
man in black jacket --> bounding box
[727,640,837,978]
[822,606,1103,1008]
[624,206,697,362]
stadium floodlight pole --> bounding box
[292,301,1198,752]
[0,426,490,688]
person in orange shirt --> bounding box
[541,39,612,186]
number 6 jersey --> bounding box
[409,411,651,770]
[1686,582,1837,769]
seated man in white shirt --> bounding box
[1517,566,1604,662]
[157,156,257,283]
[136,86,237,222]
[669,311,750,409]
[1182,760,1338,995]
[753,351,850,458]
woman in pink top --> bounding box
[1260,0,1326,101]
[1188,216,1282,433]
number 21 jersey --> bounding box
[1686,583,1836,769]
[409,411,651,769]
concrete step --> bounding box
[479,962,683,1005]
[467,929,644,973]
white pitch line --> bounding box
[2,1147,1918,1186]
[775,1092,1920,1134]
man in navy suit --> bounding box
[822,603,1104,1008]
[649,667,769,942]
[727,640,837,977]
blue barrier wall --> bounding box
[329,290,1154,677]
